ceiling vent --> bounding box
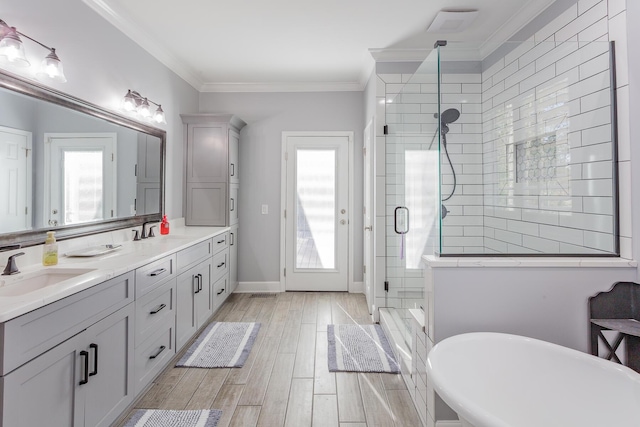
[426,10,480,33]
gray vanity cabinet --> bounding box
[230,225,239,293]
[1,303,134,427]
[181,114,246,227]
[176,258,212,350]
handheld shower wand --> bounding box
[436,108,460,217]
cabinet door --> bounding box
[230,225,239,293]
[229,184,239,225]
[194,260,212,329]
[84,304,135,427]
[186,124,228,183]
[186,182,227,226]
[2,331,85,427]
[176,271,197,350]
[229,128,239,184]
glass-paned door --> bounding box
[284,133,350,291]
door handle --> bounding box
[89,343,98,377]
[79,350,89,385]
[230,198,235,212]
[230,163,235,177]
[198,274,203,292]
[193,275,200,294]
[365,226,372,231]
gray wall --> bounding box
[3,0,199,220]
[199,92,364,284]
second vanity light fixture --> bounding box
[0,18,67,83]
[122,90,166,124]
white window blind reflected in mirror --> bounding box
[405,150,438,269]
[296,149,336,269]
[63,151,104,225]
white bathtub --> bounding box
[426,332,640,427]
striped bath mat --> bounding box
[177,322,261,368]
[328,324,400,373]
[123,409,222,426]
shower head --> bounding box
[441,108,460,125]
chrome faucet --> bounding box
[1,245,25,276]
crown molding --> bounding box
[479,0,555,58]
[368,48,431,63]
[82,0,204,91]
[199,81,364,93]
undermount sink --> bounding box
[0,268,96,297]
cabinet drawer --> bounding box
[0,272,134,376]
[135,254,176,298]
[211,250,229,283]
[177,239,212,271]
[135,279,175,347]
[134,319,175,395]
[212,232,229,254]
[212,275,227,309]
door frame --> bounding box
[280,131,355,292]
[0,126,33,232]
[44,132,117,227]
[363,119,374,313]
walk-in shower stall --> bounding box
[381,39,619,347]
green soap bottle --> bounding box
[42,231,58,266]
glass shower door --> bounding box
[384,48,441,347]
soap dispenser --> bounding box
[42,231,58,266]
[160,215,170,235]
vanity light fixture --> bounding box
[0,18,67,82]
[122,90,166,124]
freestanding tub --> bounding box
[426,332,640,427]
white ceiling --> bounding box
[84,0,555,92]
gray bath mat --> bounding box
[177,322,261,368]
[328,324,400,373]
[123,409,222,426]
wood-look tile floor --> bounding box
[116,292,421,427]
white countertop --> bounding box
[422,255,638,268]
[0,225,229,323]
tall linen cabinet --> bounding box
[181,114,245,293]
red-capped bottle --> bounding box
[160,215,170,235]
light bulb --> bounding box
[122,90,137,112]
[138,98,151,118]
[0,28,30,67]
[153,106,166,124]
[37,49,67,83]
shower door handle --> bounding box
[394,207,409,234]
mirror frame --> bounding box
[0,69,165,248]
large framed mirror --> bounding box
[0,69,165,248]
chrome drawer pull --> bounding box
[149,268,167,277]
[150,303,166,315]
[149,346,166,359]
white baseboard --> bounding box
[235,282,282,293]
[350,281,364,293]
[436,421,462,427]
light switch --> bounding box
[261,204,268,214]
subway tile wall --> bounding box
[377,0,630,259]
[481,0,625,255]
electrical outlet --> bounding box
[261,204,268,214]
